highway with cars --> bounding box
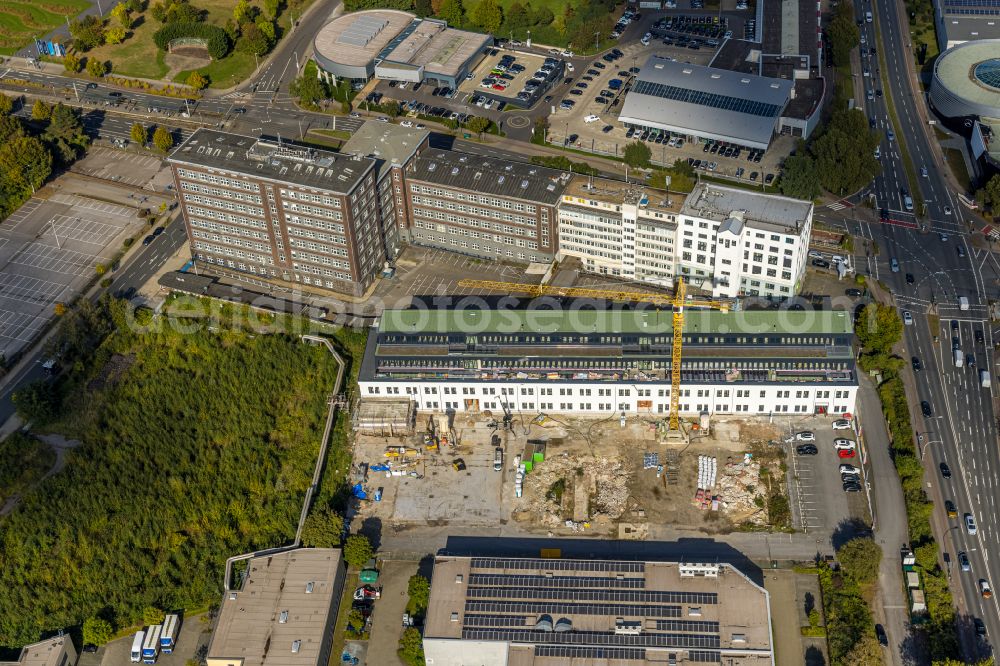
[852,0,1000,658]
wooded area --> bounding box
[0,302,342,646]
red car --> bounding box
[838,448,856,458]
[492,83,507,90]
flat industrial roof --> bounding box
[377,308,852,336]
[0,636,74,666]
[207,549,342,666]
[340,121,429,180]
[681,183,812,235]
[941,16,1000,42]
[933,40,1000,112]
[381,18,491,78]
[313,10,415,69]
[619,56,793,147]
[405,151,569,205]
[169,128,376,194]
[423,556,773,664]
[561,176,683,216]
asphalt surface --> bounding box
[848,0,1000,659]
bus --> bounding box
[142,625,162,664]
[160,615,179,654]
[130,631,145,663]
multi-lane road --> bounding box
[848,0,1000,659]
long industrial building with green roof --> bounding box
[358,305,858,418]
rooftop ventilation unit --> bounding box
[291,641,301,654]
[554,618,573,633]
[305,582,314,593]
[279,611,288,624]
[451,167,460,175]
[535,615,553,632]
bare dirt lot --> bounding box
[350,412,794,539]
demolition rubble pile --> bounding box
[519,453,630,527]
[714,453,768,525]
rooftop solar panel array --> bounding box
[463,614,528,627]
[471,557,646,573]
[632,80,785,118]
[468,573,646,589]
[337,15,389,46]
[466,586,712,604]
[465,600,683,619]
[689,650,723,662]
[654,620,721,633]
[462,628,721,649]
[534,645,647,660]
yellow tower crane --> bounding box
[455,278,732,431]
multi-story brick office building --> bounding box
[168,129,383,296]
[401,151,569,263]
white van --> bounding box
[130,631,145,663]
[959,296,970,311]
[980,369,991,388]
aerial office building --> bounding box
[207,548,345,666]
[422,555,774,666]
[359,306,858,417]
[929,40,1000,120]
[402,151,568,264]
[168,129,384,296]
[935,1,1000,50]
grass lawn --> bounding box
[174,51,256,88]
[0,0,90,55]
[942,147,972,193]
[91,21,170,80]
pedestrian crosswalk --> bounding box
[827,202,848,211]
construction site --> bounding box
[347,402,794,538]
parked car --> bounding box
[832,419,852,430]
[796,444,818,455]
[875,625,888,647]
[833,439,856,451]
[794,431,815,441]
[846,288,863,297]
[840,464,860,475]
[838,448,856,459]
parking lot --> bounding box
[0,192,145,359]
[94,613,211,666]
[71,147,164,189]
[458,49,563,108]
[783,417,871,534]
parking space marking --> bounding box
[0,308,48,344]
[0,273,67,305]
[49,194,134,219]
[50,215,121,246]
[4,199,42,231]
[14,242,99,277]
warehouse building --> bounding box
[403,151,568,263]
[421,555,774,666]
[207,548,345,666]
[935,0,1000,50]
[558,181,812,299]
[312,10,491,89]
[618,57,794,150]
[929,40,1000,120]
[168,129,384,297]
[341,121,431,262]
[359,306,858,417]
[0,636,76,666]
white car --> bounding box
[399,120,413,127]
[794,431,815,442]
[584,114,601,123]
[377,116,389,123]
[832,419,852,430]
[349,111,361,118]
[483,99,494,110]
[903,311,913,326]
[549,48,560,55]
[834,439,856,450]
[840,464,860,476]
[561,50,573,57]
[566,63,574,72]
[808,250,823,259]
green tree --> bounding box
[186,70,209,90]
[623,140,652,168]
[343,534,374,568]
[0,135,53,192]
[811,108,881,195]
[70,15,107,51]
[44,103,90,164]
[11,380,59,424]
[466,115,490,137]
[125,0,144,12]
[778,153,821,200]
[233,0,253,24]
[346,609,365,634]
[152,126,174,153]
[505,1,529,29]
[300,506,344,547]
[87,58,108,77]
[0,94,13,116]
[438,0,465,26]
[130,122,147,145]
[255,18,276,44]
[808,608,821,628]
[414,0,433,17]
[142,606,165,624]
[63,52,83,73]
[82,617,114,646]
[105,26,128,44]
[111,2,131,28]
[837,537,882,585]
[397,627,425,666]
[32,99,52,122]
[827,0,860,67]
[406,575,430,615]
[289,70,327,107]
[0,115,23,144]
[264,0,281,20]
[855,303,902,356]
[976,173,1000,216]
[472,0,503,33]
[237,22,271,56]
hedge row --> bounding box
[152,22,230,59]
[877,375,958,660]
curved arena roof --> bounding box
[313,10,415,79]
[930,39,1000,119]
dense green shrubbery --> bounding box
[153,22,229,59]
[0,302,339,645]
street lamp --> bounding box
[594,32,600,52]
